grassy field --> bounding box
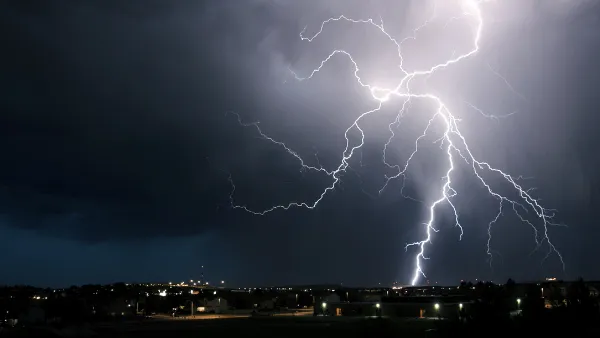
[92,316,440,338]
[4,316,597,337]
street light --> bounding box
[375,303,380,309]
[322,302,327,309]
[516,298,521,309]
[434,303,440,311]
[459,303,463,310]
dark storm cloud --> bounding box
[1,0,600,286]
[0,0,292,242]
[0,0,404,243]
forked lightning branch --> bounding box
[228,0,565,286]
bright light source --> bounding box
[434,303,440,310]
[375,303,380,309]
[370,87,391,102]
[516,298,521,304]
[459,303,463,309]
[221,280,225,284]
[159,290,167,297]
[226,0,565,289]
[213,291,217,295]
[322,302,327,308]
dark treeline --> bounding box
[438,278,600,337]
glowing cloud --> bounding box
[229,0,565,285]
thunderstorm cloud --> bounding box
[1,0,599,285]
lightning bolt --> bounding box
[229,0,565,285]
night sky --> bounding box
[1,0,599,288]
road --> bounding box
[150,310,313,321]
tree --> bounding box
[504,278,516,299]
[546,284,565,309]
[566,277,598,321]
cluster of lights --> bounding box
[167,280,215,287]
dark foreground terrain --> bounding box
[2,315,599,338]
[1,317,438,338]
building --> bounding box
[257,298,276,310]
[314,295,470,318]
[106,298,133,316]
[198,297,228,313]
[359,293,382,303]
[314,293,340,305]
[317,301,381,317]
[381,296,469,318]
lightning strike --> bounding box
[229,0,565,285]
[486,62,528,102]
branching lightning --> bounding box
[228,0,565,285]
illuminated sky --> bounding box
[1,0,599,287]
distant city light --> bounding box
[322,302,326,309]
[159,290,167,297]
[459,303,463,309]
[221,280,225,284]
[375,303,380,309]
[516,298,521,305]
[434,303,440,310]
